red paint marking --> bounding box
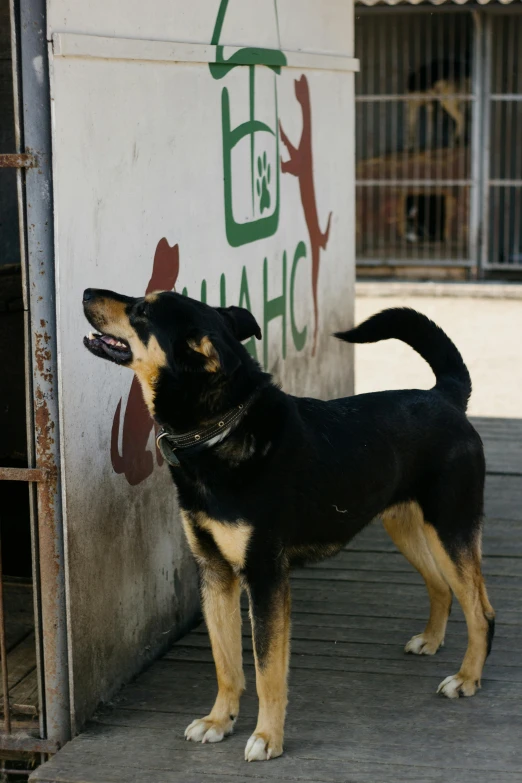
[111,239,179,485]
[280,75,332,356]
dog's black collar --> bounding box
[156,390,259,467]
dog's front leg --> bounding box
[185,564,245,744]
[245,568,291,762]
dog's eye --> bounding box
[135,302,149,318]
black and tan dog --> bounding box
[83,288,494,762]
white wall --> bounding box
[48,0,357,729]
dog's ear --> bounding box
[215,306,262,342]
[187,333,240,375]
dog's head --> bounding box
[83,288,261,414]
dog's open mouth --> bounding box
[83,331,132,364]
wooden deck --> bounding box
[33,417,522,783]
[0,579,39,727]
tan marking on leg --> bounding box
[382,502,452,654]
[196,515,252,571]
[245,581,291,762]
[180,511,203,561]
[186,572,245,743]
[424,524,495,697]
[181,513,245,744]
[188,335,220,373]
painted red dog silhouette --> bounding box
[280,75,332,356]
[111,238,179,485]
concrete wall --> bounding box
[48,0,357,730]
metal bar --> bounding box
[470,10,483,277]
[481,262,522,270]
[482,4,522,13]
[459,13,469,268]
[489,179,522,187]
[390,14,399,258]
[0,468,45,483]
[0,153,36,168]
[378,19,386,259]
[356,94,475,101]
[400,13,409,261]
[0,538,11,734]
[9,0,29,313]
[503,17,515,265]
[412,12,421,263]
[491,18,502,264]
[367,16,375,260]
[19,0,71,748]
[356,258,473,267]
[512,22,522,264]
[480,14,493,272]
[355,179,473,186]
[0,733,58,754]
[435,13,444,261]
[356,5,486,15]
[439,14,450,263]
[423,9,433,267]
[9,0,47,742]
[490,94,522,101]
[401,14,410,261]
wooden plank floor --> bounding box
[33,418,522,783]
[0,580,39,722]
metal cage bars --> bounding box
[354,5,522,274]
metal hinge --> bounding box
[0,153,37,169]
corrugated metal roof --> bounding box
[356,0,519,6]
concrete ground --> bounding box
[355,283,522,419]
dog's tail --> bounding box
[335,308,471,411]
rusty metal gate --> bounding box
[354,4,522,277]
[0,0,70,773]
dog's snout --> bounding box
[83,288,94,303]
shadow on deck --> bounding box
[32,418,522,783]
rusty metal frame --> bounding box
[0,0,71,761]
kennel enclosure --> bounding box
[355,0,522,277]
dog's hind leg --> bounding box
[423,519,495,698]
[382,502,452,655]
[244,560,291,762]
[184,562,245,744]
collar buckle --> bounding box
[156,431,181,467]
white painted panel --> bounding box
[50,19,355,728]
[48,0,353,56]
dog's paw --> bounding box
[185,716,235,744]
[405,633,443,656]
[437,673,479,699]
[244,732,283,762]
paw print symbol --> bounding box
[256,152,271,214]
